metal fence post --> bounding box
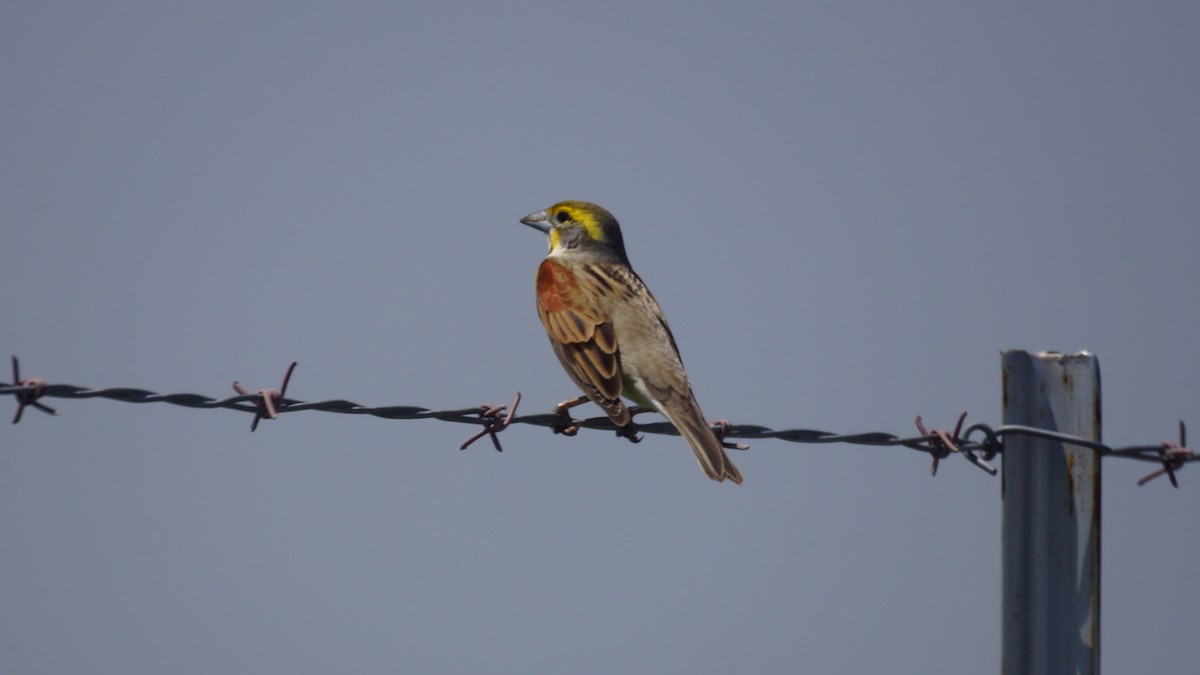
[1001,350,1101,674]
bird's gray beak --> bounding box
[520,209,552,233]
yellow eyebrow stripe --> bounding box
[553,202,606,243]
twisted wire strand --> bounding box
[2,381,1195,476]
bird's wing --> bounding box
[536,259,631,426]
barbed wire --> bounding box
[3,357,1195,487]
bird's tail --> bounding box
[666,402,743,484]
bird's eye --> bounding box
[555,210,570,224]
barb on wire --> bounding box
[3,365,1199,486]
[912,410,998,473]
[9,356,58,424]
[460,392,522,452]
[232,361,297,431]
[1136,421,1192,488]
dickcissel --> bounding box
[521,200,743,484]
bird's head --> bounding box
[521,201,629,263]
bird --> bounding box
[521,200,743,484]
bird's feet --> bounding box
[708,418,749,451]
[552,395,590,436]
[615,421,643,444]
[614,406,655,444]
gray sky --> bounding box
[3,2,1198,673]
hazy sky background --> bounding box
[3,2,1198,673]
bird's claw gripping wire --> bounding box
[550,396,645,443]
[10,356,58,424]
[615,406,666,444]
[460,392,521,452]
[709,419,749,450]
[232,361,297,431]
[1137,421,1192,488]
[615,419,643,444]
[551,395,589,436]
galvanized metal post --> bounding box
[1001,350,1101,674]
